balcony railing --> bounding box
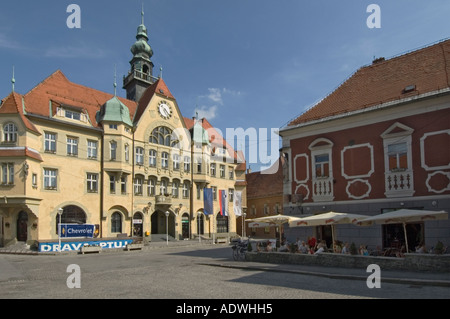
[155,194,172,206]
[385,170,415,197]
[123,70,158,86]
[312,177,334,202]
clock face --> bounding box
[158,101,172,119]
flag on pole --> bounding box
[233,191,242,216]
[203,188,213,216]
[219,190,228,216]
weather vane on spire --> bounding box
[113,64,117,96]
[141,2,145,25]
[11,66,15,92]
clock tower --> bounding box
[123,7,157,102]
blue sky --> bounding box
[1,1,450,171]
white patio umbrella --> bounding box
[356,209,448,252]
[288,211,370,252]
[246,214,303,244]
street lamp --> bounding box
[57,208,63,253]
[165,211,170,246]
[197,211,202,243]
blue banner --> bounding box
[203,188,214,215]
[59,224,97,238]
[39,239,133,252]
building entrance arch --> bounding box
[151,210,175,239]
[133,212,144,237]
[55,205,87,235]
[181,213,190,239]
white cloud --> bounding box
[207,88,223,105]
[194,105,218,121]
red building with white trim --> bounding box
[279,39,450,252]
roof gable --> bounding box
[0,92,40,134]
[133,78,175,124]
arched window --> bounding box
[149,126,179,148]
[55,205,87,234]
[3,123,18,143]
[111,212,122,233]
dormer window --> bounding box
[56,106,88,123]
[65,109,81,120]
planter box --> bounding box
[80,246,102,254]
[126,243,144,251]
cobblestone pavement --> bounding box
[1,242,449,300]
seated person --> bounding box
[298,241,309,254]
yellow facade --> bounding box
[0,77,246,248]
[0,12,246,249]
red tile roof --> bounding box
[23,70,137,127]
[288,39,450,126]
[133,78,175,124]
[0,92,40,134]
[0,147,43,162]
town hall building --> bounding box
[0,11,246,251]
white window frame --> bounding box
[44,132,56,153]
[87,140,98,159]
[87,173,98,193]
[149,149,157,167]
[44,168,57,189]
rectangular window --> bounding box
[87,173,98,193]
[173,154,180,170]
[183,182,189,198]
[109,175,116,194]
[120,176,127,194]
[148,179,156,196]
[388,142,408,171]
[87,140,98,159]
[44,133,56,153]
[134,177,143,195]
[228,188,234,202]
[314,154,329,178]
[124,144,129,162]
[67,137,78,156]
[210,163,216,177]
[110,141,117,160]
[1,163,14,184]
[212,186,217,201]
[44,168,57,189]
[135,147,144,165]
[219,165,225,178]
[32,173,37,188]
[184,156,191,172]
[172,181,179,198]
[160,179,167,195]
[65,110,81,120]
[229,167,234,180]
[161,152,169,169]
[196,184,201,200]
[149,150,157,167]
